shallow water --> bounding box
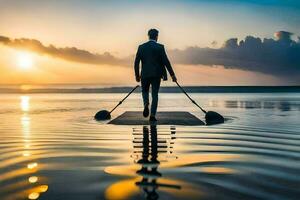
[0,93,299,200]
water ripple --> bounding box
[1,93,300,199]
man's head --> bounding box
[148,29,159,41]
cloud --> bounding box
[168,31,300,80]
[0,35,128,66]
[1,31,299,82]
[274,31,293,41]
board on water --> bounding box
[108,111,205,126]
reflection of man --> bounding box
[136,126,161,200]
[134,29,177,121]
[135,125,180,199]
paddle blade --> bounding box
[205,111,224,125]
[94,110,111,120]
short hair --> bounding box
[148,29,159,40]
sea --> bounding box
[0,85,299,200]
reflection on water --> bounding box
[104,125,180,199]
[224,100,299,111]
[0,93,300,199]
[3,96,49,200]
[134,126,180,199]
[22,96,48,200]
[105,125,236,200]
[20,96,30,112]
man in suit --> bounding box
[134,29,177,121]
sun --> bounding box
[17,52,33,69]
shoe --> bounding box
[143,104,149,117]
[149,116,157,122]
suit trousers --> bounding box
[141,77,161,116]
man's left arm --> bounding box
[162,46,177,82]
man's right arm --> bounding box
[134,46,141,82]
[162,46,177,82]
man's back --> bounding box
[135,41,174,80]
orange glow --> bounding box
[23,152,31,157]
[105,178,140,200]
[27,162,38,169]
[105,176,205,199]
[27,185,48,199]
[20,85,32,90]
[38,185,48,192]
[28,192,39,199]
[28,176,38,183]
[0,168,34,182]
[200,166,235,174]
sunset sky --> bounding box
[0,0,299,86]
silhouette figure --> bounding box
[134,29,177,121]
[133,125,180,200]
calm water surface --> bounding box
[0,93,299,200]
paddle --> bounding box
[94,85,140,120]
[175,81,224,125]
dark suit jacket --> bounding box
[134,41,175,80]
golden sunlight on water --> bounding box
[28,176,38,183]
[105,178,140,200]
[0,93,299,199]
[28,192,39,200]
[23,152,31,157]
[21,116,30,136]
[26,184,49,199]
[27,163,38,170]
[20,96,30,112]
[200,166,235,174]
[18,95,49,200]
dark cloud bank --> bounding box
[169,31,300,80]
[0,31,299,81]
